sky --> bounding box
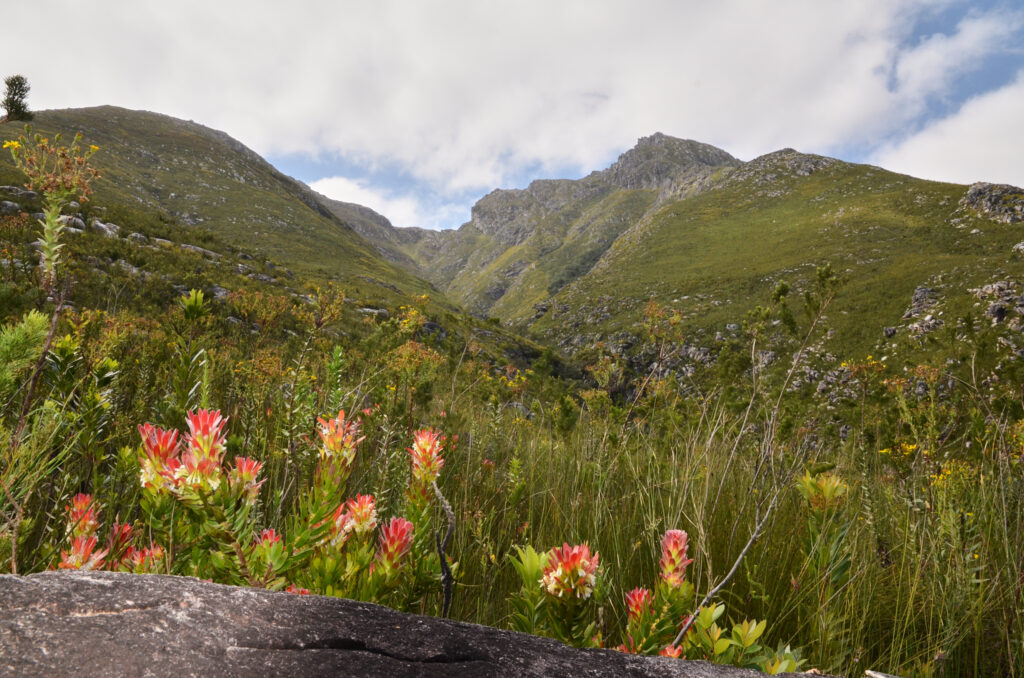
[3,0,1022,230]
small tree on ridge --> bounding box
[2,75,33,123]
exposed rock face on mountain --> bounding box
[960,182,1024,223]
[0,571,805,678]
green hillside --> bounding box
[0,106,430,294]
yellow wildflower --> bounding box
[2,140,20,149]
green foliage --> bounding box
[2,75,32,122]
[0,310,47,403]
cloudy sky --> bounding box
[3,0,1022,229]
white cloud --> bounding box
[309,176,467,230]
[871,70,1024,187]
[3,0,1022,227]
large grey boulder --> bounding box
[0,571,803,678]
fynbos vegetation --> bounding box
[2,113,1024,678]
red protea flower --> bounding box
[659,530,694,588]
[228,456,265,502]
[138,422,180,462]
[317,410,364,464]
[172,409,228,492]
[615,637,639,654]
[409,428,444,485]
[377,517,414,571]
[540,543,599,599]
[625,587,652,621]
[286,584,311,595]
[125,544,165,574]
[66,493,99,539]
[329,494,379,547]
[660,645,683,658]
[185,409,227,462]
[257,529,281,545]
[137,423,182,491]
[59,535,108,571]
[345,494,378,537]
[104,521,135,568]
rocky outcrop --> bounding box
[959,183,1024,224]
[0,571,803,678]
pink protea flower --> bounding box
[377,517,414,571]
[228,456,265,502]
[625,587,652,621]
[540,543,600,599]
[659,529,694,588]
[66,493,99,539]
[317,410,364,464]
[59,535,108,571]
[660,645,683,658]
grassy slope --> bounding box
[0,107,430,295]
[532,157,1022,360]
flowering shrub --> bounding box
[50,407,449,611]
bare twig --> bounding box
[672,484,785,646]
[432,480,456,618]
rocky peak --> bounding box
[600,133,740,191]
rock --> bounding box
[0,572,801,678]
[0,200,20,214]
[180,243,222,259]
[128,232,149,244]
[248,273,276,283]
[725,323,739,332]
[359,307,389,320]
[988,303,1007,323]
[66,201,80,213]
[419,320,447,341]
[903,286,937,319]
[117,260,140,276]
[89,218,119,238]
[207,285,231,301]
[883,327,897,338]
[152,237,173,247]
[959,183,1024,223]
[66,216,88,231]
[1013,242,1024,255]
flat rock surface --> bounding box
[0,571,805,677]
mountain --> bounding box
[326,134,741,319]
[351,134,1024,364]
[0,107,562,371]
[0,106,432,299]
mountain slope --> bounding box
[351,135,1024,365]
[330,134,741,318]
[0,106,432,297]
